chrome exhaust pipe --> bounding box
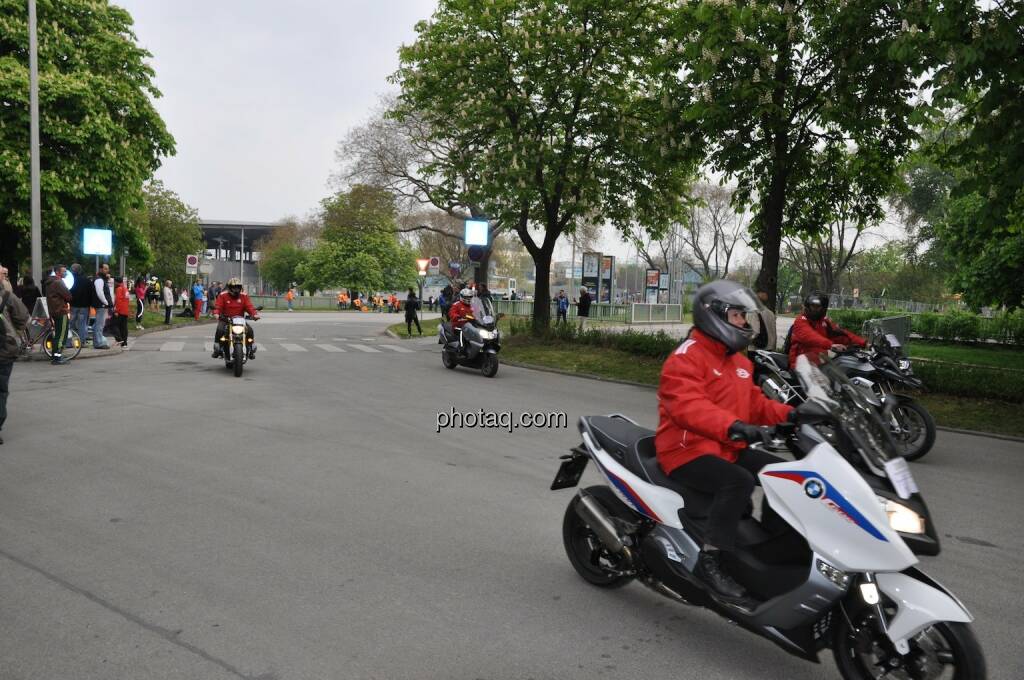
[575,491,625,554]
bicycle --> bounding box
[19,316,83,360]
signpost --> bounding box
[185,254,199,275]
[582,252,600,299]
[416,258,430,325]
[645,269,660,304]
[83,227,113,272]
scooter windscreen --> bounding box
[470,296,497,327]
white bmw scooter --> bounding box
[552,356,985,679]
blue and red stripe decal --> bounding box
[592,457,663,523]
[764,470,888,542]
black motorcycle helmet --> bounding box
[692,280,758,353]
[803,292,829,321]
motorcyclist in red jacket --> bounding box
[211,278,260,359]
[657,280,793,602]
[448,288,475,349]
[787,292,865,367]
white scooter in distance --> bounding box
[552,355,985,679]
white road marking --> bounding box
[315,344,346,353]
[332,338,348,341]
[379,344,414,353]
[280,343,308,352]
[302,337,317,341]
[348,344,381,353]
[204,342,214,352]
[160,341,185,352]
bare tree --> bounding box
[781,215,869,295]
[334,96,504,284]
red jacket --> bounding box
[213,291,258,319]
[788,315,865,367]
[449,300,473,329]
[114,285,131,316]
[656,329,793,475]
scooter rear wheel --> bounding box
[441,350,457,369]
[562,486,634,589]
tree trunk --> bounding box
[531,246,554,333]
[755,183,785,312]
[474,246,492,287]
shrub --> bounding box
[914,360,1024,403]
[937,311,981,343]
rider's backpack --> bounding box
[781,323,795,356]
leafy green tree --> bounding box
[129,181,202,283]
[668,0,922,309]
[0,0,175,266]
[259,244,307,293]
[899,1,1024,308]
[392,0,695,329]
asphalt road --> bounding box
[1,312,1020,680]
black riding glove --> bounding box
[727,421,772,446]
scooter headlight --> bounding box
[231,324,246,334]
[898,359,912,372]
[478,329,495,340]
[881,498,926,534]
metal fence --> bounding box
[250,295,343,310]
[630,303,684,324]
[491,300,631,322]
[825,294,964,315]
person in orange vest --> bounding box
[285,288,295,312]
[337,291,345,310]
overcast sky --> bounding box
[116,0,437,224]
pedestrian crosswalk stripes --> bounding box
[127,340,426,355]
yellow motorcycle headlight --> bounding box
[231,325,245,334]
[883,499,926,534]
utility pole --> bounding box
[28,0,42,285]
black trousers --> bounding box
[164,305,172,324]
[0,360,12,432]
[669,448,784,552]
[113,314,128,344]
[406,314,421,334]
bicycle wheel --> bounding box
[64,330,83,359]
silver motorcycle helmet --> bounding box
[692,280,758,353]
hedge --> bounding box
[828,308,1024,347]
[912,360,1024,403]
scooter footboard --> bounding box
[876,571,972,651]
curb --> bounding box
[500,358,1024,443]
[934,426,1024,444]
[500,358,657,390]
[20,318,215,363]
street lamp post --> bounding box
[28,0,42,285]
[416,258,430,326]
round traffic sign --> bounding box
[186,254,199,266]
[429,256,440,268]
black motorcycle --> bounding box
[752,330,935,461]
[437,297,501,377]
[215,306,261,377]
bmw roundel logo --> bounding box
[803,479,825,499]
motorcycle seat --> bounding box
[584,417,716,519]
[764,351,790,370]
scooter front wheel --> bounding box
[562,487,634,589]
[480,354,499,378]
[890,395,936,461]
[833,605,986,680]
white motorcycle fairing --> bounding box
[759,442,917,573]
[876,572,973,653]
[580,431,685,530]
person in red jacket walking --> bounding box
[657,280,793,602]
[787,292,866,368]
[113,276,131,347]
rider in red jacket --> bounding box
[211,278,259,358]
[657,281,793,602]
[448,288,474,330]
[788,292,865,367]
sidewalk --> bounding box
[20,317,215,362]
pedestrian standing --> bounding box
[556,289,569,324]
[405,288,422,336]
[113,276,130,347]
[192,279,204,321]
[207,282,221,316]
[15,275,41,314]
[46,264,73,363]
[163,280,175,324]
[576,287,592,330]
[69,264,92,343]
[91,268,113,349]
[134,276,147,329]
[286,288,295,311]
[179,285,189,310]
[0,268,29,445]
